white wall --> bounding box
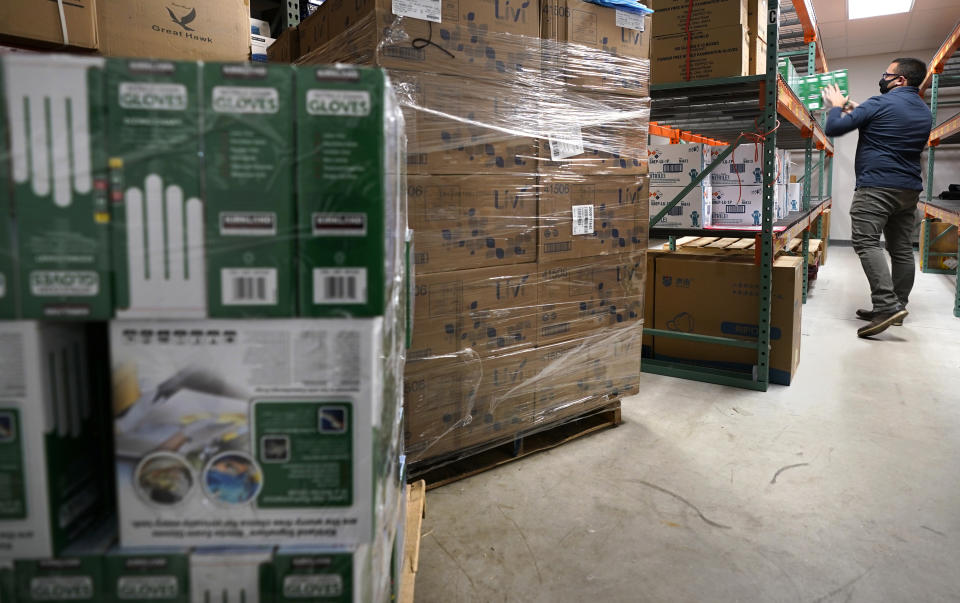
[816,50,960,241]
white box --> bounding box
[711,184,787,226]
[777,149,791,185]
[649,185,713,228]
[191,548,274,603]
[251,35,275,62]
[706,144,764,186]
[647,143,710,187]
[250,17,271,37]
[0,322,110,558]
[110,318,400,548]
[785,182,802,213]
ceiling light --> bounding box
[848,0,914,20]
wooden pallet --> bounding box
[398,480,426,603]
[660,236,823,263]
[410,400,622,491]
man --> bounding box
[822,58,932,338]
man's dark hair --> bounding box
[891,58,927,88]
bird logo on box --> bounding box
[167,4,197,31]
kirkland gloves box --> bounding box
[202,62,296,317]
[296,65,405,318]
[0,322,113,559]
[109,318,399,548]
[107,58,207,318]
[2,54,113,319]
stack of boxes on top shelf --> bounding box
[0,52,408,601]
[649,0,767,84]
[282,0,653,464]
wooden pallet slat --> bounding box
[728,238,755,250]
[707,237,742,248]
[398,481,426,603]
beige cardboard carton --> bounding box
[0,0,98,50]
[650,0,747,37]
[651,25,750,84]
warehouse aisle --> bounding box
[414,246,960,602]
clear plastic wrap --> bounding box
[291,0,653,466]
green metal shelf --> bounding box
[922,21,960,319]
[642,2,834,391]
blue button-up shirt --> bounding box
[824,86,932,191]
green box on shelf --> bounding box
[0,59,14,319]
[103,548,191,602]
[3,54,113,319]
[295,65,404,318]
[202,62,297,318]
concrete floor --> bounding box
[414,246,960,603]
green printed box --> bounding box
[0,62,15,319]
[202,63,297,317]
[103,548,191,602]
[0,322,112,559]
[106,59,206,318]
[13,521,115,602]
[2,54,112,319]
[268,549,362,602]
[110,318,400,548]
[296,65,405,318]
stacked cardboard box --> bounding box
[708,144,790,225]
[650,0,756,84]
[296,0,652,463]
[647,143,713,228]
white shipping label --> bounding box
[29,271,99,296]
[616,10,646,31]
[549,124,585,161]
[222,268,278,306]
[572,205,595,235]
[313,268,368,305]
[118,83,188,111]
[392,0,441,22]
[212,86,279,114]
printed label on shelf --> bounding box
[221,268,278,306]
[572,205,595,235]
[313,268,367,305]
[549,124,584,161]
[393,0,441,22]
[616,10,645,31]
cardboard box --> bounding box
[403,356,472,459]
[749,34,766,75]
[537,252,645,345]
[0,0,98,50]
[649,185,713,228]
[271,546,387,603]
[3,54,113,319]
[97,0,250,61]
[103,548,191,601]
[748,0,768,41]
[301,0,542,81]
[410,263,538,360]
[269,27,301,63]
[408,175,538,274]
[533,326,640,425]
[390,70,540,175]
[651,0,747,37]
[459,348,538,451]
[920,220,959,271]
[296,65,404,318]
[649,254,802,385]
[786,182,802,213]
[298,9,330,57]
[12,522,116,601]
[539,176,649,260]
[0,322,113,558]
[651,25,750,84]
[711,184,787,225]
[202,62,297,318]
[541,0,651,95]
[707,143,764,186]
[189,548,274,602]
[648,143,710,187]
[107,58,206,318]
[110,318,399,548]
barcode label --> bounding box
[393,0,441,22]
[667,206,683,216]
[572,205,594,235]
[222,268,278,306]
[313,268,367,305]
[549,124,585,160]
[663,163,683,173]
[616,9,646,31]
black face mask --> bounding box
[879,76,899,94]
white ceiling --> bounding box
[813,0,960,59]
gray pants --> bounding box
[850,187,919,313]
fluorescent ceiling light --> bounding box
[848,0,914,20]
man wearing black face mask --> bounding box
[821,58,932,338]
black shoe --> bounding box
[856,308,904,325]
[858,310,909,338]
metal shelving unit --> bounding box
[920,20,960,318]
[643,0,834,391]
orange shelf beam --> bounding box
[929,112,960,147]
[920,20,960,95]
[649,122,727,146]
[790,0,829,73]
